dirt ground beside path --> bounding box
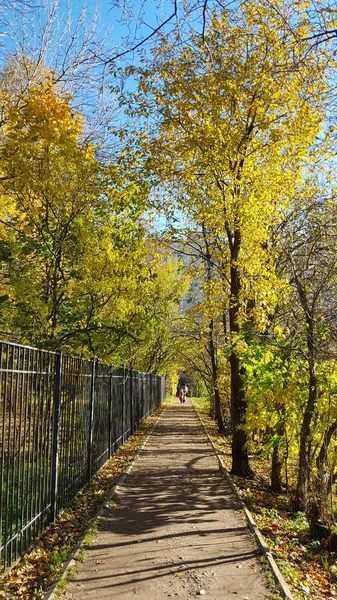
[60,400,273,600]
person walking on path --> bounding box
[60,399,271,600]
[178,383,188,403]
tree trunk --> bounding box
[270,415,285,492]
[50,246,62,341]
[295,316,316,511]
[230,351,251,475]
[228,231,252,476]
[271,445,282,492]
[209,318,225,432]
[214,387,224,432]
[313,421,337,524]
[202,224,225,433]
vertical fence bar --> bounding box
[0,343,5,570]
[69,358,77,494]
[137,372,140,426]
[16,347,25,559]
[142,373,145,424]
[21,349,29,553]
[122,367,125,443]
[129,369,133,435]
[27,349,35,545]
[108,369,112,457]
[148,374,151,415]
[43,353,53,528]
[36,351,44,535]
[4,346,11,567]
[87,360,95,482]
[10,346,19,563]
[150,375,153,413]
[29,350,36,541]
[50,353,62,523]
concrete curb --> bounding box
[43,407,165,600]
[192,402,294,600]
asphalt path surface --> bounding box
[61,400,271,600]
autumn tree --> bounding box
[242,173,337,515]
[172,222,227,431]
[0,0,120,152]
[279,183,337,514]
[0,80,191,378]
[125,250,190,374]
[122,0,326,474]
[0,85,141,349]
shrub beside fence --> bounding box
[0,340,165,572]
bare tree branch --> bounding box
[103,0,178,65]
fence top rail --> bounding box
[0,339,57,354]
[0,340,165,376]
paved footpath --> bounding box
[61,401,272,600]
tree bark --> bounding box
[202,223,225,433]
[229,351,251,475]
[209,318,225,432]
[312,421,337,524]
[271,445,282,492]
[270,411,286,492]
[228,230,252,476]
[295,315,316,511]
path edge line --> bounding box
[192,401,294,600]
[43,407,165,600]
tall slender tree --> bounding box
[125,0,326,474]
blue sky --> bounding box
[1,0,203,71]
[56,0,179,65]
[0,0,181,123]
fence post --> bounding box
[50,352,62,522]
[122,367,125,442]
[135,371,140,429]
[87,360,95,482]
[129,369,134,435]
[109,368,112,457]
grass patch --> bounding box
[83,524,98,547]
[191,396,210,413]
[54,576,68,599]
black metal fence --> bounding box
[0,340,165,571]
